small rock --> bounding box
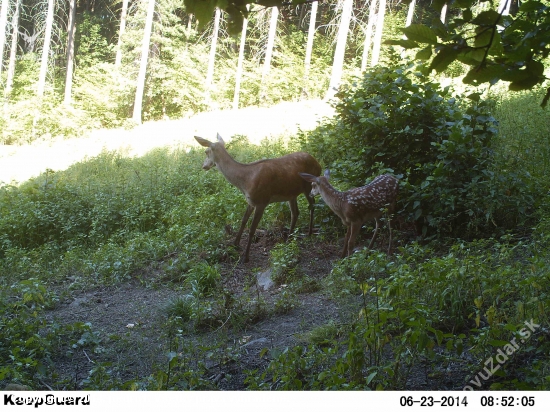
[257,268,275,291]
[241,338,268,348]
[4,383,30,391]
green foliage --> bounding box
[393,0,550,106]
[269,239,300,285]
[76,13,114,68]
[72,64,135,129]
[301,62,533,237]
[186,262,221,297]
[274,289,298,314]
[0,279,98,388]
[248,237,550,390]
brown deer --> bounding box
[300,170,399,257]
[195,134,321,263]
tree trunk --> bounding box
[0,0,9,78]
[233,8,249,110]
[64,0,77,105]
[115,0,129,68]
[361,0,377,72]
[326,0,353,99]
[5,0,20,96]
[370,0,386,66]
[132,0,156,124]
[37,0,55,98]
[405,0,415,27]
[205,8,221,96]
[303,1,318,98]
[187,13,193,35]
[498,0,511,15]
[400,0,415,58]
[259,6,278,102]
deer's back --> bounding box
[244,152,321,204]
[342,174,399,223]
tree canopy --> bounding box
[392,0,550,106]
[187,0,550,105]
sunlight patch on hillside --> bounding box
[0,100,334,186]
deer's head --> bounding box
[194,134,226,171]
[299,169,330,196]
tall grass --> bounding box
[491,86,550,190]
[0,138,303,290]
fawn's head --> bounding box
[194,133,226,170]
[299,169,330,196]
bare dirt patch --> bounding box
[44,232,348,390]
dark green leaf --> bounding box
[416,46,432,60]
[519,1,545,12]
[467,92,481,102]
[402,24,438,44]
[257,0,281,6]
[463,65,502,85]
[527,60,544,77]
[509,76,541,91]
[471,10,502,26]
[429,47,460,73]
[458,49,486,65]
[384,39,419,49]
[431,0,447,12]
[184,0,217,28]
[456,0,475,8]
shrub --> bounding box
[301,62,532,237]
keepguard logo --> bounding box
[4,394,90,408]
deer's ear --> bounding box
[299,173,317,183]
[324,169,331,179]
[216,133,225,145]
[195,136,212,147]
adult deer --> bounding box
[195,134,321,263]
[300,170,399,257]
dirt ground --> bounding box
[44,232,348,390]
[43,226,470,390]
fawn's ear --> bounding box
[216,133,225,146]
[324,169,331,179]
[195,136,212,147]
[299,173,317,183]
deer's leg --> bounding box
[341,226,352,258]
[243,204,267,263]
[387,215,393,255]
[235,204,254,247]
[368,218,380,249]
[288,198,299,236]
[305,192,315,236]
[347,221,362,257]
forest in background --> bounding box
[0,0,456,144]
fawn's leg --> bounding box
[341,226,352,258]
[368,218,380,249]
[347,221,362,257]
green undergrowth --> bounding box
[246,234,550,390]
[0,137,302,290]
[0,136,315,388]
